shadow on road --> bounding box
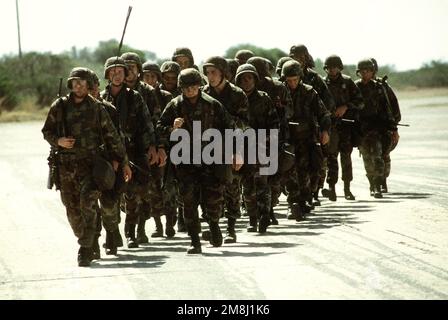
[91,254,168,269]
[385,192,432,200]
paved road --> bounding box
[1,92,447,299]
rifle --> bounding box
[105,6,133,103]
[47,78,63,190]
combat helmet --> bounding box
[142,61,162,81]
[356,59,375,73]
[104,56,129,79]
[324,55,344,70]
[235,63,259,85]
[121,52,143,78]
[275,57,293,77]
[247,56,273,78]
[202,56,228,75]
[177,68,202,88]
[67,67,94,89]
[172,47,195,66]
[234,49,255,65]
[160,61,181,75]
[281,60,304,80]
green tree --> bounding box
[224,43,288,68]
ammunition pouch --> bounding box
[92,148,116,191]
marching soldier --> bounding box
[42,67,129,266]
[355,59,398,198]
[323,55,364,201]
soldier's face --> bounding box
[126,63,140,82]
[162,72,178,90]
[71,79,88,98]
[182,85,200,99]
[360,69,374,82]
[143,72,159,87]
[175,56,191,70]
[108,67,126,86]
[286,76,300,90]
[239,73,256,94]
[205,66,224,88]
[327,67,341,78]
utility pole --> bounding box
[16,0,22,58]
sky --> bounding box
[1,0,447,71]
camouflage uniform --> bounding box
[290,45,335,204]
[355,61,397,198]
[42,92,126,263]
[100,82,156,246]
[282,60,331,219]
[377,76,401,191]
[157,69,236,252]
[247,57,292,221]
[324,68,364,199]
[204,74,249,213]
[235,63,280,233]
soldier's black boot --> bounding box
[247,216,258,232]
[344,181,356,200]
[328,184,337,201]
[92,235,101,260]
[224,218,236,243]
[165,214,176,238]
[125,223,139,248]
[373,177,383,199]
[224,218,237,244]
[291,203,303,221]
[137,219,149,244]
[269,207,279,225]
[368,176,375,197]
[209,221,223,247]
[258,213,270,233]
[105,230,117,255]
[151,216,164,238]
[78,246,92,267]
[177,211,186,232]
[321,187,330,198]
[187,233,202,254]
[381,177,388,193]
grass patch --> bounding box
[0,96,49,123]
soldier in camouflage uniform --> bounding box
[247,56,292,225]
[235,64,279,233]
[290,45,335,207]
[142,61,179,235]
[121,52,169,241]
[157,68,241,253]
[86,69,130,257]
[281,60,331,220]
[203,56,249,243]
[42,67,128,266]
[100,56,158,248]
[323,55,364,201]
[234,49,255,65]
[160,61,182,98]
[355,59,398,198]
[371,58,401,193]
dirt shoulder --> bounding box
[1,87,448,123]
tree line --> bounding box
[1,40,447,112]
